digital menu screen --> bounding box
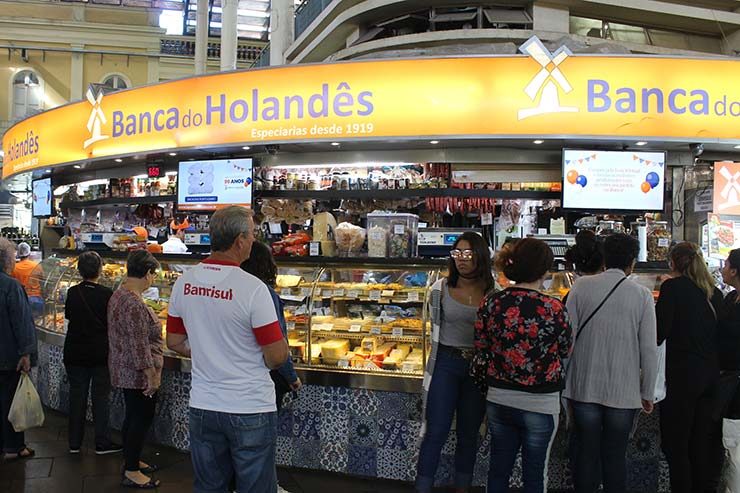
[32,178,52,217]
[177,158,252,211]
[562,150,665,211]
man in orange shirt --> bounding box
[12,242,43,317]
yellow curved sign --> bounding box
[3,37,740,178]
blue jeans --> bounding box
[487,402,558,493]
[570,400,638,493]
[416,348,486,492]
[189,407,277,493]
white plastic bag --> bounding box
[653,342,666,403]
[723,419,740,493]
[8,373,45,432]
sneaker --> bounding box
[95,443,123,455]
[69,448,80,454]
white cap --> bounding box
[17,242,31,258]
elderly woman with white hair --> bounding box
[0,237,37,461]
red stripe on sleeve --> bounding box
[252,320,283,346]
[167,315,187,335]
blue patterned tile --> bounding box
[349,415,378,447]
[292,439,322,469]
[378,418,419,451]
[290,385,323,413]
[434,453,455,487]
[348,389,380,417]
[376,448,416,481]
[291,410,320,440]
[628,459,660,493]
[277,410,293,437]
[321,386,351,413]
[276,436,294,467]
[347,445,377,477]
[318,410,349,442]
[319,441,348,473]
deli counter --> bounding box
[33,250,445,392]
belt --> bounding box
[438,343,475,361]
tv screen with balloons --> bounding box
[562,150,666,212]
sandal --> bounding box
[2,447,35,462]
[121,462,160,475]
[121,477,161,489]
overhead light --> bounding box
[331,142,340,146]
[429,140,439,145]
[533,140,544,144]
[168,152,177,156]
[242,146,251,150]
[165,171,178,176]
[45,169,52,173]
[734,145,740,149]
[133,174,148,179]
[73,165,81,169]
[635,141,648,146]
[114,158,123,163]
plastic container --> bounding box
[367,212,419,258]
[648,221,671,262]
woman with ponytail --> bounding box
[657,242,724,493]
[565,230,604,277]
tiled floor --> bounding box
[0,410,471,493]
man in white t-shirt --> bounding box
[166,206,288,493]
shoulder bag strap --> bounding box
[575,277,627,340]
[75,285,106,327]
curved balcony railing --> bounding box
[160,36,265,63]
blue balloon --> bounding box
[646,172,660,189]
[576,175,588,187]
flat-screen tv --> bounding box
[32,178,53,217]
[562,150,666,212]
[177,158,253,211]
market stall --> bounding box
[4,35,740,490]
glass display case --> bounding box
[35,252,443,381]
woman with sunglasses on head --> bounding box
[415,232,494,493]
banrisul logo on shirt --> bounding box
[183,283,233,300]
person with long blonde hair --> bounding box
[657,242,724,493]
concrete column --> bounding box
[70,44,84,102]
[220,0,238,71]
[270,0,295,66]
[532,2,569,33]
[147,50,160,83]
[194,0,209,74]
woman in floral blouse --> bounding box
[108,250,164,489]
[473,238,572,493]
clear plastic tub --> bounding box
[367,212,419,258]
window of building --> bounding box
[12,70,42,120]
[102,74,129,90]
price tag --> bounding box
[394,224,405,235]
[295,305,307,315]
[287,321,296,331]
[349,324,362,333]
[481,212,493,226]
[658,238,670,248]
[301,287,312,297]
[338,359,350,368]
[347,290,359,299]
[407,291,420,302]
[334,289,345,297]
[281,288,292,297]
[369,290,381,301]
[370,326,382,335]
[369,230,384,241]
[381,290,395,298]
[269,223,283,234]
[402,362,417,372]
[309,242,320,256]
[392,327,404,337]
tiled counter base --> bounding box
[35,340,668,491]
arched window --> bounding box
[12,70,42,119]
[101,74,129,91]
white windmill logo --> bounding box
[518,36,578,120]
[717,164,740,211]
[83,86,109,149]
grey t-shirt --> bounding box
[487,387,561,415]
[439,284,478,348]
